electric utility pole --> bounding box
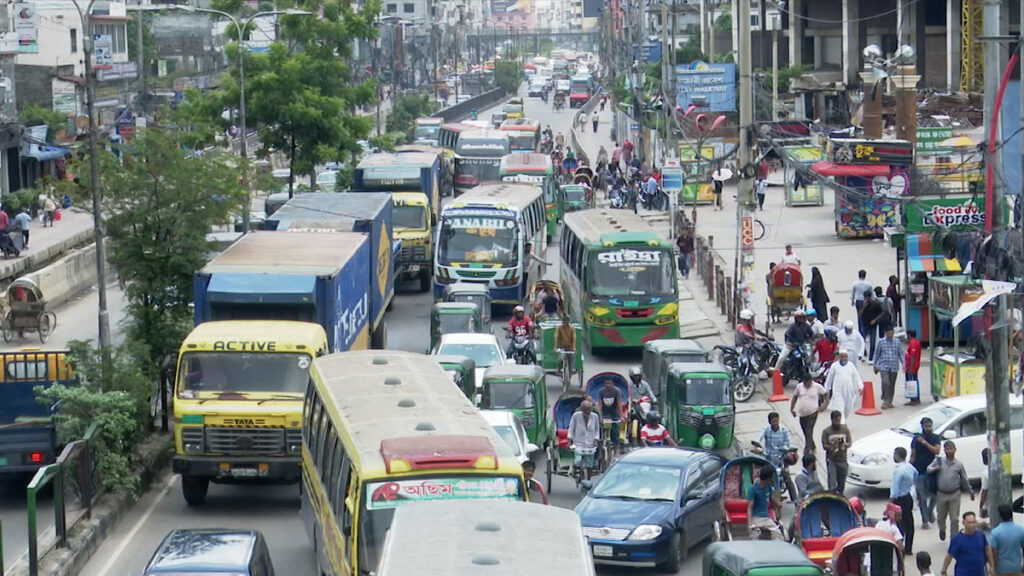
[734,0,755,312]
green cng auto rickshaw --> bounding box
[434,354,477,400]
[442,282,492,326]
[704,542,822,576]
[478,365,551,449]
[429,302,483,351]
[560,184,591,214]
[536,320,584,389]
[642,339,709,405]
[665,362,734,451]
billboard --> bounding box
[14,4,37,53]
[674,62,736,112]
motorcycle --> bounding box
[780,342,815,386]
[509,334,535,365]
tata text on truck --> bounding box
[173,321,329,505]
[0,349,75,481]
[193,231,384,350]
[354,152,440,291]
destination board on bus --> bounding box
[366,477,522,509]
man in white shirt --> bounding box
[836,320,867,362]
[780,244,800,265]
[825,349,864,424]
[875,503,905,568]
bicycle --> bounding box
[557,348,575,391]
[570,444,597,488]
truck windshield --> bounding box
[438,215,518,266]
[394,204,427,230]
[415,125,440,141]
[588,248,675,298]
[681,377,732,404]
[177,352,311,396]
[358,476,523,574]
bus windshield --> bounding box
[507,133,537,151]
[438,213,519,266]
[359,476,523,572]
[681,377,732,404]
[588,248,675,298]
[394,204,427,230]
[177,352,311,397]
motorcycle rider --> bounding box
[773,309,815,374]
[814,327,840,365]
[640,411,676,447]
[628,366,657,404]
[505,305,537,364]
[736,308,759,347]
[542,125,553,141]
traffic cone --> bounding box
[855,380,882,416]
[768,369,789,403]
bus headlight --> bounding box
[588,314,615,326]
[654,314,678,326]
[588,305,611,317]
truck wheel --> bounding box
[419,270,431,292]
[371,322,388,349]
[182,476,209,506]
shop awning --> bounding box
[811,161,891,178]
[24,145,70,162]
[907,233,962,273]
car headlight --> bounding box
[862,452,890,466]
[627,525,663,541]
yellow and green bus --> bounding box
[560,209,680,349]
[301,350,528,576]
[172,321,330,505]
[499,118,542,153]
[498,153,559,239]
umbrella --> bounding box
[711,167,734,182]
[938,135,979,193]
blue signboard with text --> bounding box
[633,42,662,63]
[674,62,737,112]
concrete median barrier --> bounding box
[0,228,94,284]
[21,243,99,309]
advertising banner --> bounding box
[674,62,736,112]
[51,79,78,115]
[94,34,114,66]
[14,4,37,53]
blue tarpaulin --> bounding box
[24,145,70,162]
[206,273,316,304]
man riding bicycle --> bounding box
[554,315,576,379]
[505,305,538,363]
[640,411,676,447]
[568,400,600,480]
[597,377,623,457]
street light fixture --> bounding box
[170,5,314,226]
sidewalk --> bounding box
[0,208,94,282]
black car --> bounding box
[144,529,276,576]
[575,448,726,572]
[490,112,507,129]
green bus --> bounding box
[498,153,558,239]
[560,209,680,349]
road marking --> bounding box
[95,473,177,576]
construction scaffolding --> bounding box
[960,0,984,92]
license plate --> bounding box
[592,545,613,558]
[229,467,258,478]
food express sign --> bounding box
[903,198,1001,232]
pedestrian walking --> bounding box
[905,329,922,405]
[591,110,600,133]
[837,321,867,362]
[824,349,863,424]
[876,503,906,563]
[676,228,694,279]
[980,448,989,519]
[824,306,842,329]
[919,552,936,576]
[891,446,918,554]
[941,512,990,576]
[0,205,9,231]
[873,327,903,409]
[861,289,890,360]
[756,177,767,210]
[929,440,975,541]
[808,267,829,322]
[790,376,826,454]
[911,417,942,529]
[794,453,824,502]
[821,410,852,494]
[747,466,784,540]
[41,194,57,227]
[888,275,904,327]
[13,207,31,249]
[989,504,1024,576]
[851,270,873,336]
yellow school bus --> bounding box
[301,350,527,576]
[173,321,329,506]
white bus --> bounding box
[433,182,547,304]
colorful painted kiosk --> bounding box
[928,275,986,400]
[783,146,825,206]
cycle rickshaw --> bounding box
[2,278,57,343]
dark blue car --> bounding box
[144,529,275,576]
[575,447,725,573]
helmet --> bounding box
[513,305,525,314]
[825,327,839,341]
[794,309,806,317]
[646,410,662,424]
[848,496,865,516]
[739,309,754,320]
[804,308,816,317]
[629,366,642,379]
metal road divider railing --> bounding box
[27,422,99,576]
[693,234,739,325]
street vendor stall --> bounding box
[758,121,825,206]
[783,146,825,206]
[928,275,986,400]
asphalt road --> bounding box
[72,83,977,576]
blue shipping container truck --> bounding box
[193,232,373,352]
[264,192,395,348]
[353,151,441,208]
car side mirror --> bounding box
[942,429,957,440]
[526,443,540,454]
[579,479,593,493]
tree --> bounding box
[20,103,67,140]
[494,60,522,94]
[127,13,157,80]
[676,35,706,65]
[386,92,435,136]
[62,124,247,368]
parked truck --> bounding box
[353,152,440,292]
[193,231,380,351]
[263,193,395,348]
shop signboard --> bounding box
[674,62,736,112]
[917,126,954,154]
[14,4,37,53]
[901,196,1007,233]
[828,138,914,165]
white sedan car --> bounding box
[481,409,539,464]
[847,394,1022,489]
[431,332,507,390]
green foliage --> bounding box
[20,103,68,140]
[386,93,434,136]
[676,36,706,64]
[713,52,734,63]
[714,12,731,30]
[614,75,629,107]
[777,64,811,92]
[537,38,554,56]
[36,340,155,493]
[494,60,523,94]
[61,127,246,367]
[127,14,157,78]
[370,132,403,151]
[168,90,228,150]
[4,188,41,214]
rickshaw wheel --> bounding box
[38,312,55,343]
[0,312,13,343]
[545,450,554,494]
